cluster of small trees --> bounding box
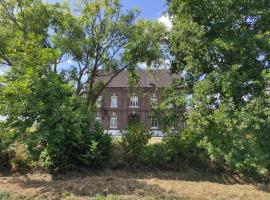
[0,0,166,172]
[0,0,270,179]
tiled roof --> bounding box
[97,69,177,88]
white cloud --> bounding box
[158,14,172,30]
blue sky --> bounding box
[119,0,167,20]
[47,0,168,20]
[0,0,169,74]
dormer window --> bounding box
[111,93,118,108]
[130,93,139,107]
[110,112,117,129]
[150,94,158,107]
[96,96,102,108]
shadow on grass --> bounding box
[2,169,270,199]
[4,170,186,199]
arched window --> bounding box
[110,112,117,128]
[130,93,139,107]
[96,96,102,108]
[111,93,118,108]
[150,94,158,107]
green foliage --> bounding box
[0,191,10,200]
[168,0,270,177]
[6,142,31,172]
[120,123,151,164]
[139,143,170,169]
[53,0,166,104]
[75,124,112,168]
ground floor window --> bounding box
[128,114,140,124]
[110,112,117,128]
[151,118,158,129]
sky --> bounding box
[0,0,170,74]
[46,0,168,20]
[119,0,167,20]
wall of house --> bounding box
[97,87,164,136]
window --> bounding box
[111,93,118,108]
[96,96,102,108]
[95,113,101,124]
[130,94,139,107]
[151,118,158,129]
[150,94,158,107]
[110,112,117,128]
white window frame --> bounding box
[151,118,158,129]
[150,94,158,107]
[96,96,102,108]
[110,112,117,129]
[130,94,139,108]
[111,93,118,108]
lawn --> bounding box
[0,169,269,200]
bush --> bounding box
[0,140,9,170]
[121,123,151,166]
[7,142,31,172]
[109,142,126,169]
[162,132,208,170]
[139,143,170,169]
[75,123,112,168]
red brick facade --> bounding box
[98,87,162,131]
[96,70,176,135]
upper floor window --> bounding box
[111,93,118,108]
[151,118,158,129]
[150,94,158,107]
[96,96,102,108]
[130,94,139,107]
[110,112,117,129]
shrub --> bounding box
[121,123,151,166]
[109,142,126,169]
[7,142,31,172]
[76,123,112,168]
[139,143,170,169]
[0,140,9,170]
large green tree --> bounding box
[168,0,270,176]
[53,0,166,107]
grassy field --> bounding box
[1,169,270,200]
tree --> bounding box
[53,0,166,107]
[167,0,270,176]
[0,0,166,171]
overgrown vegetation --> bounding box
[0,0,270,182]
[166,0,270,178]
[0,0,165,173]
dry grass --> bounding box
[112,136,162,144]
[0,169,269,200]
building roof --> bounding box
[97,69,177,88]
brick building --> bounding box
[96,69,175,136]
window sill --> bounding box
[129,106,139,108]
